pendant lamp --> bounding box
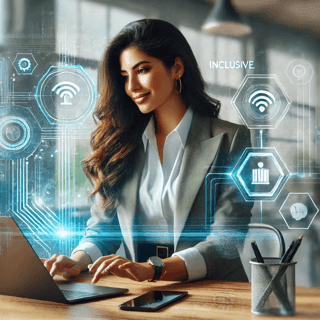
[202,0,252,36]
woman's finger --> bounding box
[50,255,74,276]
[89,255,116,273]
[91,259,114,283]
[44,254,59,273]
[92,258,126,283]
[101,259,124,275]
[61,264,81,279]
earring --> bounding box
[177,78,182,94]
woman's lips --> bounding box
[133,92,150,104]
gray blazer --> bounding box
[81,112,253,282]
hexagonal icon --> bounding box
[12,53,38,75]
[279,193,319,229]
[286,59,314,85]
[231,74,291,129]
[35,65,97,125]
[0,106,41,159]
[231,147,290,201]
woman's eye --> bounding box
[122,75,128,81]
[138,67,150,74]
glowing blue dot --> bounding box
[57,230,69,238]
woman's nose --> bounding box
[127,75,141,92]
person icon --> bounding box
[252,161,270,185]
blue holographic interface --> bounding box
[0,41,318,260]
[1,56,97,258]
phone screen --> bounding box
[119,290,188,311]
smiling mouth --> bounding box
[133,92,150,103]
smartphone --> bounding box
[119,290,188,311]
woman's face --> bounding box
[119,46,177,114]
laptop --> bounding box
[0,216,128,303]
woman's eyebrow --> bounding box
[120,60,151,73]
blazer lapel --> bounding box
[174,113,224,249]
[116,142,145,261]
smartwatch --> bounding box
[147,256,165,282]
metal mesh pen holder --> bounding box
[251,258,296,316]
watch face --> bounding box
[148,256,164,267]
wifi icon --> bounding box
[52,81,81,106]
[248,90,276,113]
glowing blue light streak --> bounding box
[56,229,69,238]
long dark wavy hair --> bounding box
[82,19,221,209]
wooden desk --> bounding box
[0,273,319,320]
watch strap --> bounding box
[151,264,163,282]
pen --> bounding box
[285,235,303,263]
[251,241,264,263]
[280,240,294,263]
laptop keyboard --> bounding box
[61,289,101,300]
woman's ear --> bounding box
[173,57,184,79]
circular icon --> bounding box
[243,84,281,121]
[290,203,308,221]
[0,117,31,151]
[18,58,32,72]
[0,106,42,159]
[292,65,306,78]
[286,59,314,84]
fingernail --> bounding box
[88,264,92,269]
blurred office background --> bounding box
[0,0,319,286]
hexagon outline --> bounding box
[231,74,292,129]
[12,53,38,75]
[231,147,290,201]
[279,192,319,230]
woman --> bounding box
[45,19,252,283]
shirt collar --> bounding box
[142,107,193,152]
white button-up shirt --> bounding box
[73,107,207,281]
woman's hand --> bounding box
[44,254,81,279]
[89,254,154,284]
[44,251,91,279]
